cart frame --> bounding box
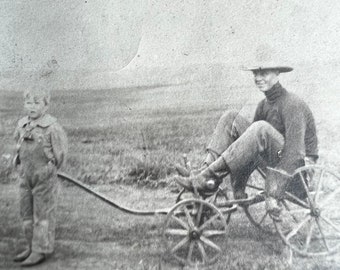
[58,164,340,267]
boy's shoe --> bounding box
[21,252,45,267]
[13,248,31,262]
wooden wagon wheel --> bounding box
[274,165,340,257]
[162,199,227,266]
[243,170,276,234]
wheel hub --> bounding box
[189,229,201,240]
[310,207,321,217]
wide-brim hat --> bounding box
[242,45,293,73]
[242,65,293,73]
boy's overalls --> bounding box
[14,114,67,254]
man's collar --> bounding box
[18,114,57,128]
[264,82,285,102]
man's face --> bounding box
[24,95,48,120]
[253,69,280,92]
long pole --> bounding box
[57,172,170,216]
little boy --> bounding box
[13,86,68,266]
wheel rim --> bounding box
[163,199,227,266]
[275,165,340,256]
[175,188,186,203]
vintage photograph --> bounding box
[0,0,339,269]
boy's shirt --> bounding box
[14,114,68,169]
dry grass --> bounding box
[1,81,339,186]
[0,78,339,269]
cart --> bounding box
[58,164,340,267]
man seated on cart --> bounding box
[176,60,318,219]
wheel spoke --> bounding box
[209,192,218,204]
[246,183,263,191]
[320,187,340,208]
[320,216,340,235]
[202,229,226,237]
[165,228,188,236]
[289,208,310,214]
[298,172,315,209]
[258,212,269,225]
[170,236,189,254]
[313,235,340,241]
[287,208,310,214]
[285,192,310,209]
[314,169,325,203]
[304,219,314,252]
[171,215,189,230]
[183,206,195,229]
[199,213,220,231]
[315,218,330,251]
[286,215,311,240]
[187,241,195,264]
[282,200,300,224]
[196,203,204,225]
[200,235,222,252]
[197,240,208,264]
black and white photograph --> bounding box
[0,0,339,269]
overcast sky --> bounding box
[126,0,340,69]
[0,0,339,88]
[0,0,145,73]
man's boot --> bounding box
[175,168,221,192]
[175,156,228,192]
[175,164,191,177]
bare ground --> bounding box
[1,180,340,270]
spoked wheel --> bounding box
[275,165,340,256]
[243,171,276,234]
[163,199,227,266]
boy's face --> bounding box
[24,95,48,120]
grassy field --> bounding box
[0,78,340,269]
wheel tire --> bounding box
[163,199,227,266]
[274,165,340,256]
